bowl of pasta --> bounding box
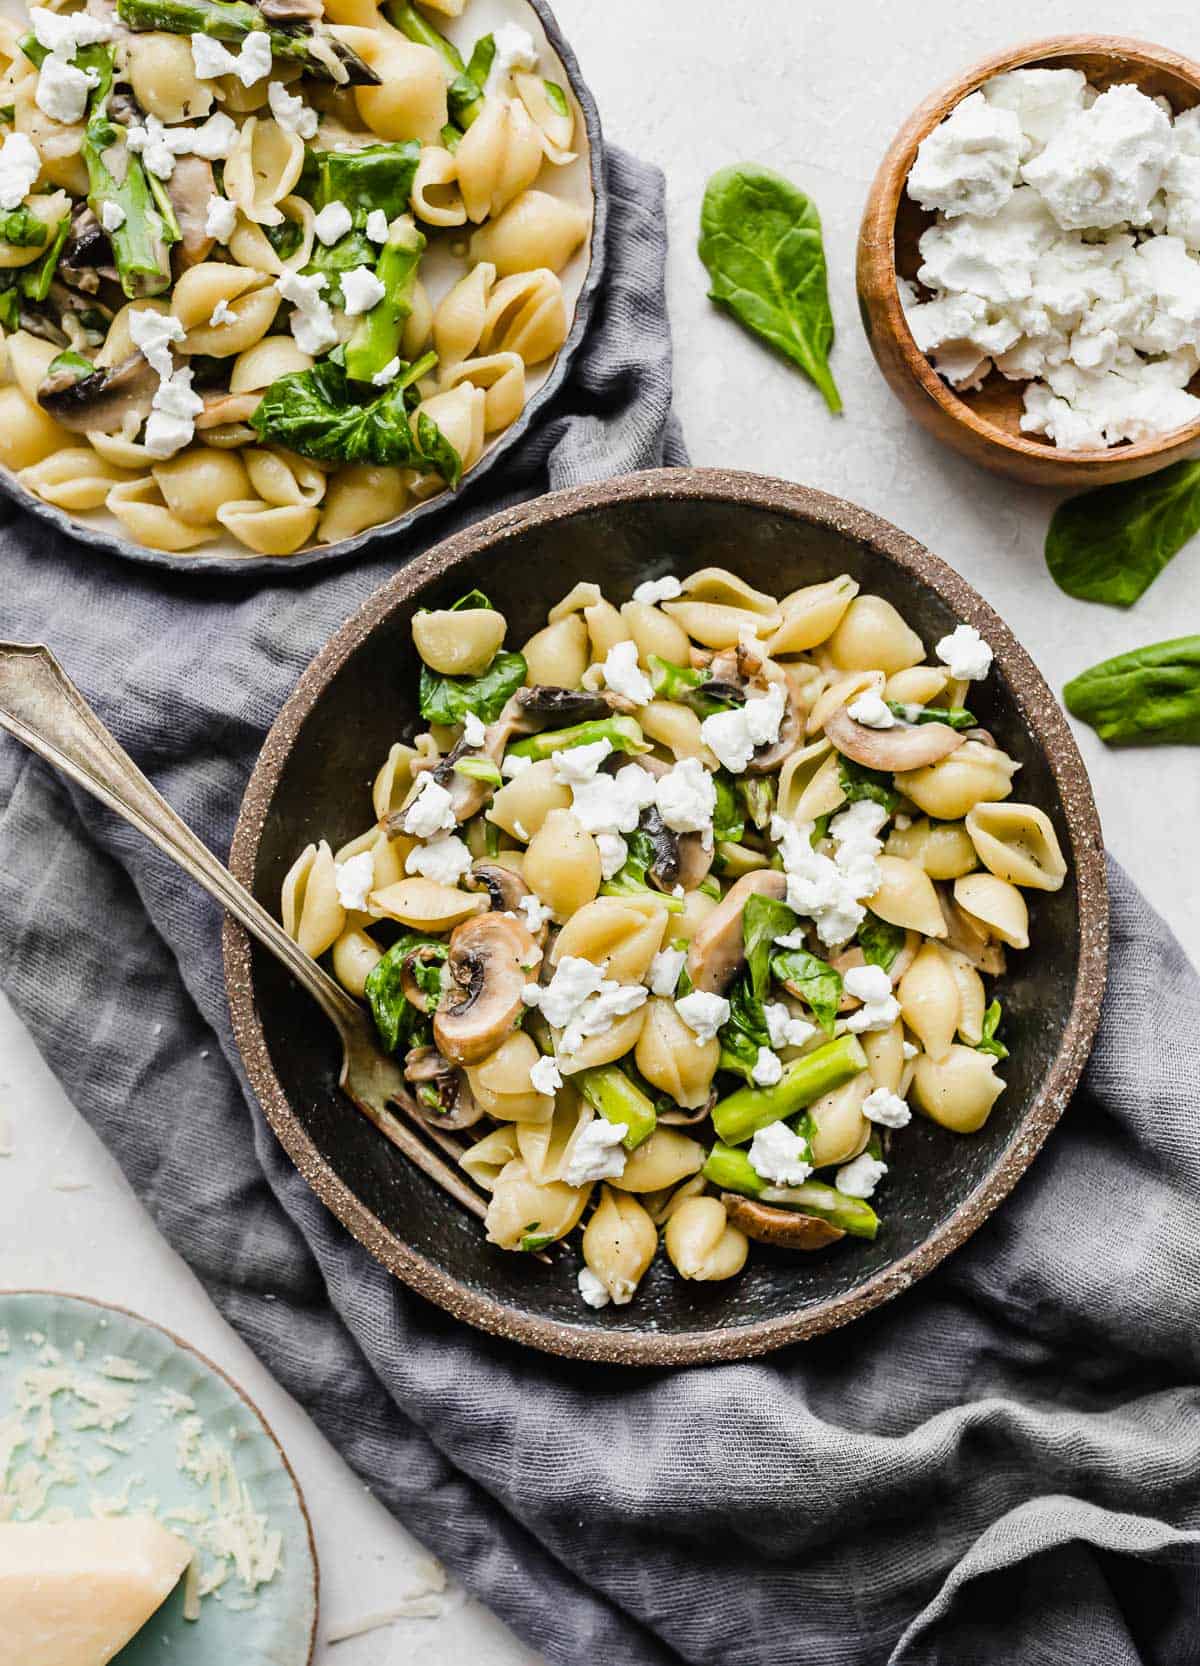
[0,0,603,569]
[224,468,1108,1364]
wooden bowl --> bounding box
[858,35,1200,487]
[223,469,1109,1366]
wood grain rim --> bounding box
[222,467,1109,1366]
[0,1287,319,1661]
[857,34,1200,485]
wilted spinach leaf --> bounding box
[976,999,1009,1061]
[712,770,745,843]
[742,892,797,1000]
[419,649,527,726]
[838,755,900,813]
[1063,636,1200,745]
[364,934,446,1054]
[857,911,906,972]
[770,945,842,1037]
[1046,462,1200,607]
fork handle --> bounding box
[0,642,363,1038]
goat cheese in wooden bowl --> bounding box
[858,35,1200,486]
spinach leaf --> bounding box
[737,776,774,830]
[1045,462,1200,607]
[0,284,17,331]
[265,218,303,260]
[698,163,841,413]
[770,946,842,1037]
[299,140,422,224]
[364,933,446,1054]
[976,999,1009,1061]
[250,354,459,481]
[0,204,49,247]
[419,649,527,727]
[837,755,900,813]
[304,228,377,306]
[718,975,770,1083]
[742,892,797,1000]
[1063,636,1200,745]
[857,911,906,972]
[17,213,69,302]
[602,826,685,912]
[646,653,740,718]
[712,770,745,843]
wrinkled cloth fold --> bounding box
[1,145,1198,1666]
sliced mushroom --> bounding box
[640,807,679,891]
[398,944,445,1013]
[677,830,714,891]
[433,911,538,1065]
[59,204,112,295]
[515,685,636,725]
[824,702,963,772]
[721,1194,846,1250]
[686,869,787,994]
[745,682,802,774]
[963,727,996,748]
[37,349,157,435]
[937,886,1007,976]
[464,859,532,915]
[168,155,216,269]
[403,1045,484,1130]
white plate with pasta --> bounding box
[224,471,1109,1366]
[0,0,602,569]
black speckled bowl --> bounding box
[223,469,1108,1365]
[4,0,605,578]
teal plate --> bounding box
[0,1291,318,1665]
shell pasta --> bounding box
[1,0,588,556]
[279,568,1068,1309]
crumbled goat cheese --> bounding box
[188,111,238,160]
[513,820,530,842]
[847,690,895,729]
[365,208,390,244]
[674,989,730,1044]
[191,27,272,87]
[484,20,538,96]
[595,832,628,880]
[461,712,486,747]
[908,90,1022,219]
[208,296,234,327]
[983,67,1088,160]
[312,200,353,246]
[401,775,457,838]
[751,1047,783,1088]
[501,752,532,779]
[30,5,112,54]
[701,680,787,774]
[529,1054,562,1097]
[340,264,386,316]
[563,1117,628,1186]
[764,1001,815,1051]
[517,893,551,933]
[203,191,237,242]
[936,622,993,680]
[836,1152,888,1199]
[1022,84,1172,231]
[523,956,647,1062]
[144,365,204,457]
[749,1119,812,1186]
[648,946,686,997]
[129,307,186,377]
[654,757,716,842]
[371,356,401,387]
[334,850,374,911]
[631,575,683,604]
[771,801,888,949]
[842,964,901,1035]
[0,132,41,210]
[100,200,125,233]
[568,761,656,838]
[601,639,653,705]
[902,1040,919,1060]
[36,53,99,124]
[276,269,337,355]
[577,1266,610,1309]
[863,1087,911,1129]
[406,832,472,887]
[125,114,194,180]
[552,739,612,784]
[267,78,318,139]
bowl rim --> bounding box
[0,1286,319,1660]
[222,466,1109,1366]
[858,32,1200,471]
[0,0,607,579]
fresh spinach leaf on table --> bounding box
[1045,461,1200,606]
[1063,635,1200,745]
[698,163,842,413]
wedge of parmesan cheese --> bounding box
[0,1516,191,1664]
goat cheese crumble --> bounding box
[563,1117,628,1186]
[267,78,318,139]
[529,1054,562,1097]
[208,296,234,327]
[601,640,653,706]
[567,761,656,838]
[577,1267,611,1309]
[312,200,353,246]
[674,989,730,1044]
[484,21,538,96]
[764,1002,815,1051]
[748,1120,812,1186]
[700,681,786,774]
[334,850,374,912]
[551,739,612,785]
[276,269,337,355]
[751,1047,783,1088]
[340,264,386,316]
[632,575,683,604]
[203,192,237,242]
[365,208,390,243]
[461,712,486,747]
[771,800,888,949]
[908,91,1022,220]
[842,964,901,1035]
[517,893,551,934]
[0,133,41,211]
[654,756,716,842]
[936,622,993,680]
[847,690,895,729]
[401,775,457,838]
[647,946,686,997]
[100,200,125,233]
[836,1152,888,1199]
[191,28,272,88]
[405,832,472,887]
[36,53,99,124]
[863,1087,911,1128]
[522,956,647,1065]
[595,832,628,880]
[371,356,401,387]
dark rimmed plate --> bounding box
[1,0,606,577]
[223,469,1108,1365]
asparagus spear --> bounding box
[447,32,494,130]
[76,46,174,298]
[575,1064,656,1151]
[344,214,425,384]
[114,0,380,85]
[385,1,464,73]
[710,1034,867,1145]
[702,1143,880,1239]
[507,714,649,763]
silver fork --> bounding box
[0,642,488,1221]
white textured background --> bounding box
[2,4,1198,1662]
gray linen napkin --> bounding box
[1,144,1198,1666]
